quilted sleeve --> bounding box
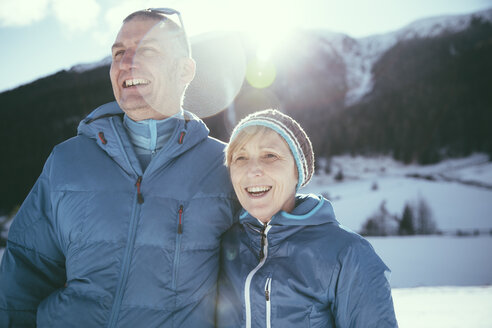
[332,239,398,328]
[0,152,66,327]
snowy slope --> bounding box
[303,153,492,233]
[315,8,492,105]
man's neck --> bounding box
[122,112,183,170]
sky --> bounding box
[0,0,491,93]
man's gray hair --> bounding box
[123,9,191,58]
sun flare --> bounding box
[236,1,298,88]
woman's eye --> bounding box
[264,153,278,159]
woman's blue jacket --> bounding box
[217,194,398,328]
[0,102,237,327]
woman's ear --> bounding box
[178,57,196,84]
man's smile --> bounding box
[122,78,151,88]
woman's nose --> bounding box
[246,159,263,177]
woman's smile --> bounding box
[245,185,272,197]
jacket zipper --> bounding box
[172,205,184,289]
[244,222,272,328]
[107,119,144,328]
[107,181,143,328]
[264,275,272,328]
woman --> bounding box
[217,109,398,327]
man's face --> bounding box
[110,18,189,121]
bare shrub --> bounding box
[361,196,438,237]
[361,201,399,236]
[334,169,344,182]
[397,196,438,235]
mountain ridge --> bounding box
[0,8,491,213]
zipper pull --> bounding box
[135,176,144,204]
[98,131,107,145]
[264,276,272,301]
[178,205,183,234]
[259,222,268,261]
[178,131,186,144]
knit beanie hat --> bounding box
[229,109,315,189]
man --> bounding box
[0,9,237,327]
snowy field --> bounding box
[393,286,492,328]
[1,154,491,327]
[304,153,492,233]
[369,236,492,288]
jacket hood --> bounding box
[76,101,210,177]
[239,194,338,227]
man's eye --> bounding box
[113,50,124,60]
[233,156,246,162]
[138,47,158,56]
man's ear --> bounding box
[178,57,196,84]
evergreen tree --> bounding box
[399,203,415,235]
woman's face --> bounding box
[229,129,298,223]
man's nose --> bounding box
[120,49,138,70]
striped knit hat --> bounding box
[229,109,315,189]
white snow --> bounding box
[393,286,492,328]
[368,236,492,288]
[303,154,492,233]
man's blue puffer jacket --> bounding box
[0,101,237,327]
[217,194,398,328]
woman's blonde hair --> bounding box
[224,125,272,167]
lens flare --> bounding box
[246,58,276,89]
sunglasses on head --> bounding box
[146,8,187,38]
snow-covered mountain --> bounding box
[314,8,492,105]
[1,7,491,213]
[69,56,112,73]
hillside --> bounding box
[1,9,491,213]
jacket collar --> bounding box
[239,194,337,228]
[239,194,339,250]
[77,101,210,178]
